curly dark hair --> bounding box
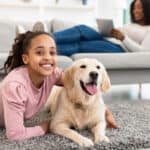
[130,0,150,25]
[1,31,54,74]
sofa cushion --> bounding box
[0,20,16,53]
[51,18,98,32]
[0,52,9,74]
[0,20,36,53]
[0,52,9,68]
[0,19,52,52]
[51,19,77,32]
[71,52,150,69]
[32,20,51,33]
[57,55,73,69]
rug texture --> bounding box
[0,99,150,150]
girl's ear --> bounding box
[22,54,29,65]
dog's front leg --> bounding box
[91,121,109,143]
[51,124,94,147]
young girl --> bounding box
[0,31,118,141]
[0,31,62,140]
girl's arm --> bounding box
[55,69,64,86]
[105,107,119,128]
[2,83,47,141]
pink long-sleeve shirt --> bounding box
[0,66,62,140]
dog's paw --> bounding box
[102,136,110,143]
[78,137,94,147]
[94,135,110,143]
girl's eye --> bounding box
[50,51,57,56]
[36,50,44,55]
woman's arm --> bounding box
[111,28,150,52]
[123,33,150,52]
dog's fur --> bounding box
[45,58,111,147]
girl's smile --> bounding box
[39,63,54,71]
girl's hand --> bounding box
[111,28,125,41]
[40,120,50,133]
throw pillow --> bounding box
[32,21,48,32]
[16,24,26,35]
[51,19,77,32]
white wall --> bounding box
[96,0,127,27]
[0,0,126,26]
[0,0,95,24]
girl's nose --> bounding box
[44,53,52,60]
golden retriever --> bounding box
[45,58,111,147]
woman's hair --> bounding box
[130,0,150,25]
[1,31,54,74]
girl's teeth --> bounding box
[41,64,52,69]
[42,64,51,67]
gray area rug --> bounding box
[0,99,150,150]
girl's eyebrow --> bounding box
[34,46,56,49]
[50,46,57,49]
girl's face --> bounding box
[22,34,57,78]
[132,0,144,22]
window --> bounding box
[123,0,132,24]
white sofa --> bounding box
[1,19,150,85]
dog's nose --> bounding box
[89,71,98,80]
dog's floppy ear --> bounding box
[101,68,111,92]
[62,66,74,89]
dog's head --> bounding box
[62,58,111,103]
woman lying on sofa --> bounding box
[111,0,150,53]
[38,0,149,56]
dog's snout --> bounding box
[89,71,98,80]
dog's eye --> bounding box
[80,65,86,69]
[96,65,101,69]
